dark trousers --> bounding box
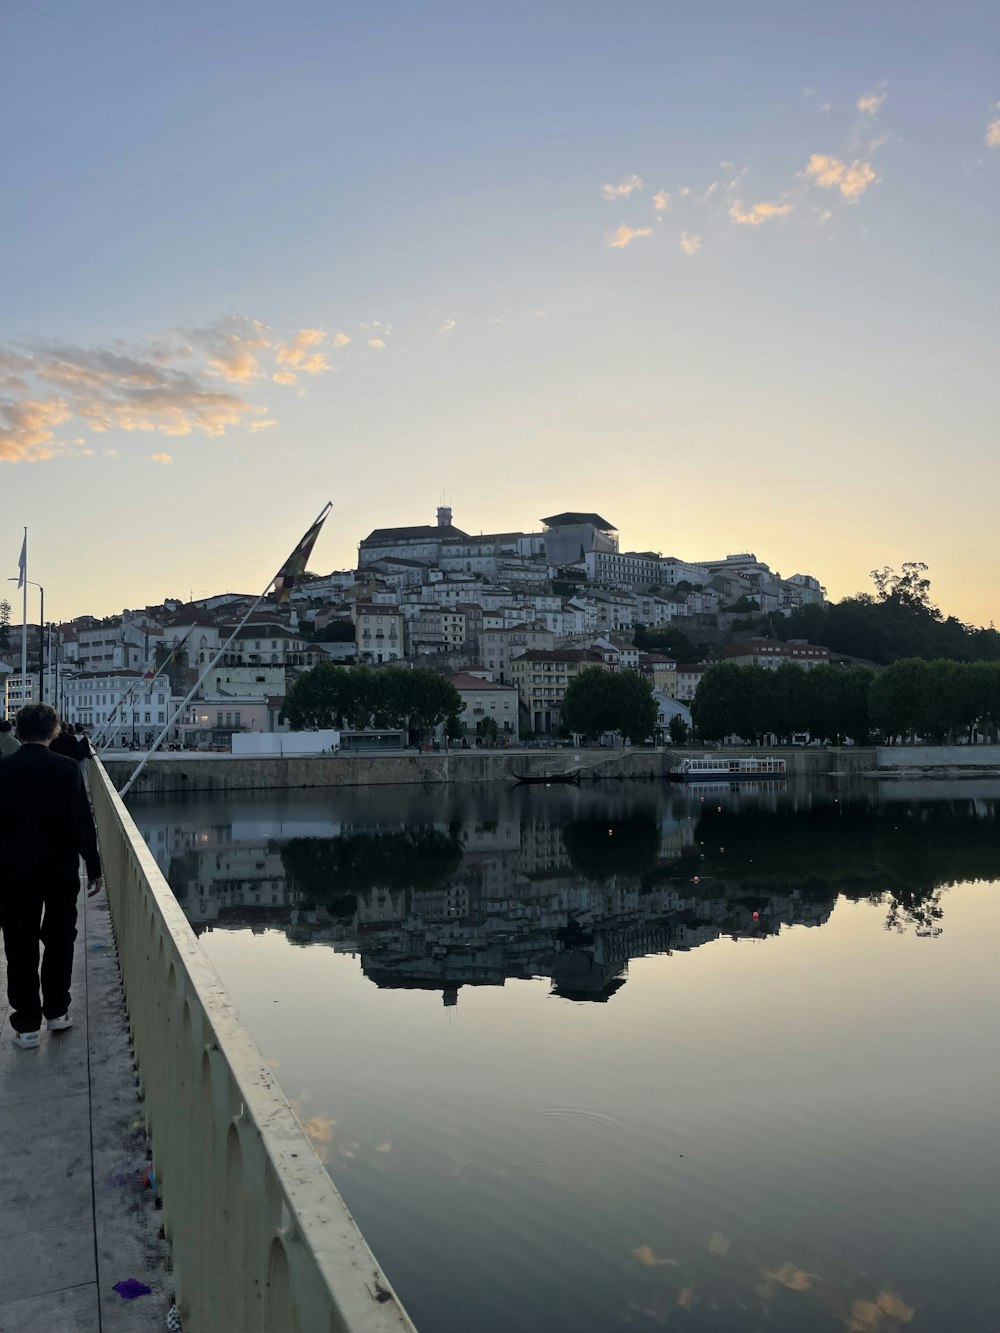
[0,874,80,1033]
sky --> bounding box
[3,0,998,625]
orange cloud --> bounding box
[332,330,352,347]
[601,175,643,200]
[368,338,387,349]
[249,419,276,433]
[652,190,670,211]
[275,328,330,374]
[150,452,173,464]
[272,370,298,385]
[0,396,70,461]
[803,154,876,200]
[729,199,793,225]
[679,231,702,256]
[986,119,1000,147]
[608,224,653,249]
[857,89,887,115]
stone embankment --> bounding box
[104,745,878,795]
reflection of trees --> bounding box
[562,814,660,879]
[278,827,464,913]
[690,799,1000,933]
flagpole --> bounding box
[118,502,331,798]
[20,528,28,703]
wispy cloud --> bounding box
[857,88,887,115]
[249,419,276,433]
[439,318,456,336]
[272,371,298,386]
[0,325,295,463]
[368,338,386,349]
[274,328,331,376]
[802,154,876,200]
[729,198,793,226]
[608,224,653,249]
[652,190,670,212]
[0,397,71,462]
[150,452,173,464]
[192,316,271,384]
[986,119,1000,148]
[332,330,352,347]
[679,232,702,256]
[601,175,643,200]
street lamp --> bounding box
[7,578,44,703]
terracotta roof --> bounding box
[447,673,517,691]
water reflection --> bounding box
[129,781,1000,1006]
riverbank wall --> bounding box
[105,745,877,795]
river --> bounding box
[130,777,1000,1333]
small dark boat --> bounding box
[512,770,582,786]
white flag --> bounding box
[16,533,26,589]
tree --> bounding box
[310,622,355,643]
[632,623,703,663]
[667,714,689,746]
[281,661,352,729]
[562,668,658,742]
[690,664,744,741]
[561,668,619,739]
[478,716,499,744]
[868,659,929,742]
[0,598,10,653]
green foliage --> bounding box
[0,598,10,652]
[478,716,500,742]
[280,662,462,738]
[562,667,658,742]
[632,623,703,663]
[692,662,876,743]
[737,565,1000,667]
[667,713,689,745]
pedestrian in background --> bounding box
[0,703,103,1050]
[0,719,18,757]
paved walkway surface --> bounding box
[0,885,171,1332]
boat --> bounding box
[669,755,786,782]
[513,770,582,786]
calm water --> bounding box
[130,778,1000,1333]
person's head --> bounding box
[15,703,61,745]
[74,723,84,735]
[0,719,12,734]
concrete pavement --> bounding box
[0,884,172,1332]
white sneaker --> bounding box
[13,1030,40,1049]
[47,1013,73,1031]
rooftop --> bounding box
[541,512,617,531]
[362,524,470,544]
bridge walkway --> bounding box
[0,883,169,1332]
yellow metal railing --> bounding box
[90,760,417,1333]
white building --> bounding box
[63,671,171,746]
[447,672,520,741]
[354,604,405,663]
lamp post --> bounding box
[8,578,44,703]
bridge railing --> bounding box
[90,759,417,1333]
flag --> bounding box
[273,503,331,604]
[16,533,26,589]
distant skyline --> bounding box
[3,1,998,624]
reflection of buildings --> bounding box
[139,800,834,1002]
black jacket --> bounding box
[50,730,83,761]
[0,743,102,882]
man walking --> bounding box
[0,704,103,1049]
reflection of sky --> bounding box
[131,784,1000,1333]
[203,885,999,1333]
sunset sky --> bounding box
[3,1,998,624]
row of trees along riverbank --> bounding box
[281,663,462,739]
[692,659,1000,745]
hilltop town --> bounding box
[0,508,828,746]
